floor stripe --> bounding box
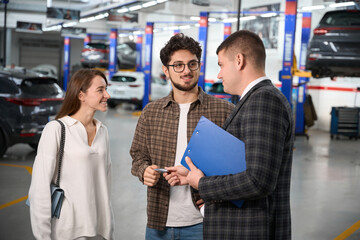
[0,163,32,210]
[0,163,32,174]
[0,195,28,210]
[334,220,360,240]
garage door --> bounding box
[19,39,60,70]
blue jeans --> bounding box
[145,223,203,240]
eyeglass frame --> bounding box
[166,60,201,73]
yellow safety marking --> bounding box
[0,163,32,174]
[132,111,142,117]
[0,195,28,210]
[0,163,32,210]
[334,220,360,240]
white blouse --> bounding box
[28,116,114,240]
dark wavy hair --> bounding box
[216,30,266,70]
[160,33,202,66]
[56,68,107,119]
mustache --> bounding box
[181,74,193,78]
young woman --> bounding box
[28,69,114,240]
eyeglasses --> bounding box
[167,61,200,73]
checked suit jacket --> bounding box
[198,80,294,240]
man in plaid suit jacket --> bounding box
[169,30,294,239]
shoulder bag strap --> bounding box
[55,119,65,187]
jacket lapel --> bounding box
[223,80,272,130]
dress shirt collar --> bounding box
[240,76,269,100]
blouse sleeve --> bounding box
[28,121,61,240]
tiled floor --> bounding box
[0,106,359,239]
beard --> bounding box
[169,74,198,92]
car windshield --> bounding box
[85,43,108,50]
[20,78,63,96]
[111,75,137,83]
[320,11,360,26]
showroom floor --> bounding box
[0,106,359,240]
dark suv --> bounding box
[0,68,64,157]
[305,10,360,78]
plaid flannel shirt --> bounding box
[130,87,234,230]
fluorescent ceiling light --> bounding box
[223,18,237,23]
[301,5,325,11]
[260,13,277,18]
[133,30,144,35]
[143,1,157,8]
[63,21,77,27]
[157,0,168,3]
[43,25,62,32]
[241,16,256,21]
[117,8,129,13]
[190,16,200,21]
[329,2,355,8]
[129,5,142,11]
[179,25,191,30]
[208,17,217,22]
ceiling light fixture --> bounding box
[301,5,325,11]
[117,8,129,13]
[260,13,277,18]
[129,5,142,11]
[142,1,157,8]
[190,16,200,21]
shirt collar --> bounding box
[240,76,268,100]
[162,86,206,108]
[61,115,102,129]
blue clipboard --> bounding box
[181,116,246,208]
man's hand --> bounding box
[185,156,204,190]
[143,165,160,187]
[164,165,189,186]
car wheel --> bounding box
[135,101,142,110]
[29,143,38,151]
[0,129,7,157]
[108,101,117,109]
[311,70,320,78]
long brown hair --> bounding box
[56,69,107,119]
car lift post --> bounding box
[143,22,154,109]
[294,12,312,135]
[279,0,297,106]
[198,11,209,91]
[136,34,143,72]
[108,28,118,80]
[63,37,70,91]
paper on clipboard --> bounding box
[181,116,246,208]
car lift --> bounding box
[279,0,313,138]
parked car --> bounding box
[31,64,58,80]
[0,68,64,157]
[117,42,137,70]
[305,10,360,78]
[81,41,137,70]
[208,81,232,102]
[81,42,109,68]
[106,71,172,109]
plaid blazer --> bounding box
[199,80,294,240]
[130,87,234,230]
